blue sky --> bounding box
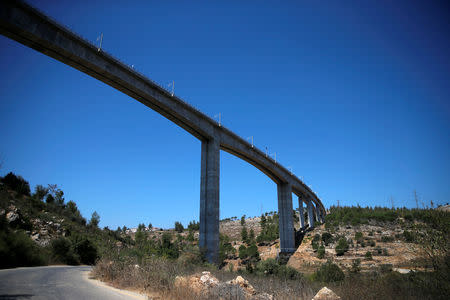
[0,0,449,229]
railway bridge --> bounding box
[0,0,326,263]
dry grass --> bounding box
[92,257,316,299]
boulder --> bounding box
[226,275,256,295]
[312,287,341,300]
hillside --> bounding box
[2,171,449,299]
[0,172,128,268]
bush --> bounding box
[317,244,325,259]
[187,220,199,231]
[255,258,301,280]
[350,258,361,273]
[0,218,46,268]
[246,243,259,259]
[335,238,349,256]
[381,236,394,242]
[355,231,363,242]
[73,237,98,265]
[313,260,345,282]
[50,237,79,265]
[241,226,248,243]
[1,172,31,196]
[365,251,373,260]
[403,230,415,242]
[174,221,184,233]
[238,245,247,259]
[321,232,333,246]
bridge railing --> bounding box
[21,0,322,207]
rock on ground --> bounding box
[312,287,341,300]
[175,272,273,300]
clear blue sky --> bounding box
[0,0,449,229]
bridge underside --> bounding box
[0,0,326,264]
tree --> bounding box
[335,238,349,256]
[174,221,184,233]
[240,215,246,226]
[1,172,30,196]
[249,228,255,243]
[260,214,266,229]
[241,226,248,243]
[45,194,55,204]
[89,211,100,228]
[239,245,247,259]
[317,244,325,259]
[33,185,48,202]
[148,223,153,230]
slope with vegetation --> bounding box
[0,172,127,268]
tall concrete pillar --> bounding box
[278,183,295,253]
[315,204,321,223]
[298,196,305,229]
[307,199,315,228]
[199,138,220,264]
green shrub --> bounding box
[365,251,373,260]
[376,246,382,254]
[50,237,79,265]
[317,244,325,259]
[350,258,361,273]
[241,226,248,243]
[246,243,259,259]
[369,240,376,247]
[335,238,349,256]
[321,232,333,246]
[187,220,199,231]
[238,245,247,259]
[174,221,184,233]
[0,220,46,268]
[255,258,301,280]
[381,236,394,242]
[73,237,98,265]
[403,230,415,242]
[313,260,345,282]
[1,172,31,196]
[355,231,363,242]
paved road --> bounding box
[0,266,146,300]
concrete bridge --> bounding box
[0,0,326,263]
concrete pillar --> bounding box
[315,204,321,223]
[307,199,315,228]
[298,196,305,229]
[277,183,295,253]
[199,138,220,264]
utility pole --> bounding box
[97,32,103,52]
[214,113,221,126]
[414,190,418,209]
[247,136,254,148]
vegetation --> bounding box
[312,260,345,283]
[335,237,349,256]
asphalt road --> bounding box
[0,266,146,300]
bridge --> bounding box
[0,0,326,263]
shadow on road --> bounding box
[0,295,34,299]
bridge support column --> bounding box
[278,183,295,253]
[199,138,220,264]
[315,205,321,224]
[298,197,305,229]
[307,200,315,229]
